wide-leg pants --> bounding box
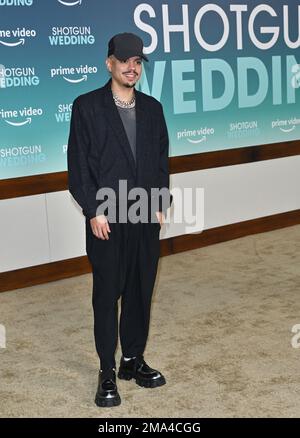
[85,215,161,372]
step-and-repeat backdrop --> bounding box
[0,0,299,179]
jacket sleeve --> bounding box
[158,102,173,214]
[67,98,98,220]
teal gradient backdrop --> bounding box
[0,0,299,179]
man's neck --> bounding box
[111,80,135,102]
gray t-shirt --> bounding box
[117,106,136,164]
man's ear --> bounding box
[105,58,111,73]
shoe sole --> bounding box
[118,371,166,388]
[95,394,121,408]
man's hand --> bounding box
[155,211,165,227]
[90,215,111,240]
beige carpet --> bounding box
[1,224,300,418]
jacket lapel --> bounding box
[135,90,151,182]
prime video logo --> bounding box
[0,0,33,6]
[57,0,82,6]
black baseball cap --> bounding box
[107,32,149,62]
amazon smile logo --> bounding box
[0,106,43,126]
[57,0,82,6]
[5,117,31,126]
[0,38,24,47]
[0,28,36,47]
[187,136,206,144]
[63,75,87,83]
[279,125,296,133]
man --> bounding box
[67,32,172,408]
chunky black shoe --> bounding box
[95,368,121,407]
[118,355,166,388]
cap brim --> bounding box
[113,51,149,62]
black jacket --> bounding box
[67,78,172,220]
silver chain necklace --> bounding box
[112,92,136,109]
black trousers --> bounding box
[85,215,161,372]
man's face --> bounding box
[106,55,142,88]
